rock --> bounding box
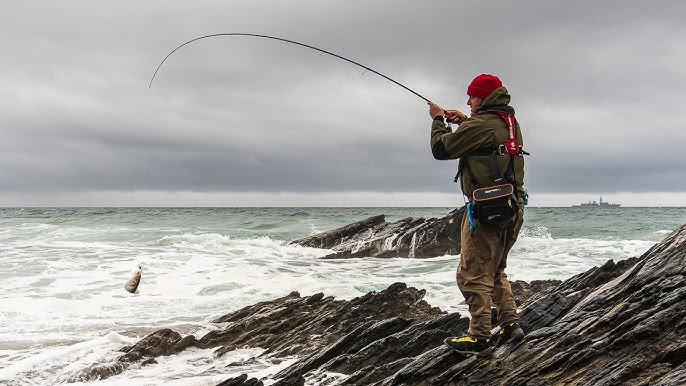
[72,329,191,381]
[67,362,129,383]
[119,328,185,363]
[292,215,386,250]
[201,282,445,360]
[510,279,561,307]
[216,374,264,386]
[272,375,305,386]
[141,357,157,366]
[96,282,453,384]
[290,208,464,259]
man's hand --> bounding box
[444,109,467,123]
[428,102,445,119]
[429,102,467,123]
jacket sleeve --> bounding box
[430,116,451,160]
[431,117,494,160]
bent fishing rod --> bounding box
[148,33,433,104]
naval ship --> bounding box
[572,196,621,207]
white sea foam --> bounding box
[0,332,296,386]
[508,234,653,284]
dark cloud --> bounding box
[1,0,685,205]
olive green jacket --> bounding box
[430,86,525,202]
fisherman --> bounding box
[428,74,526,356]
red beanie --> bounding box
[467,74,503,99]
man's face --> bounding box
[467,95,483,116]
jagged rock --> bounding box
[119,328,185,362]
[73,329,193,381]
[510,279,561,307]
[216,374,264,386]
[290,208,464,258]
[518,257,639,331]
[67,362,129,383]
[86,282,450,384]
[84,221,686,386]
[292,215,386,250]
[272,375,305,386]
[202,282,445,360]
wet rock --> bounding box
[202,282,445,360]
[272,375,305,386]
[141,358,157,366]
[68,362,129,383]
[290,208,464,259]
[104,282,453,385]
[70,329,185,381]
[291,214,386,250]
[119,328,184,363]
[216,374,264,386]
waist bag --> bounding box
[471,183,518,224]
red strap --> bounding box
[495,112,520,156]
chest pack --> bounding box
[460,110,529,227]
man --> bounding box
[428,73,526,356]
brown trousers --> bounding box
[457,207,524,339]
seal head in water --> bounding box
[125,266,142,294]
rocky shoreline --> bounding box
[73,213,686,385]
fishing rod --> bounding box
[148,33,432,104]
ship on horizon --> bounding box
[572,196,621,208]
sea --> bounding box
[1,206,685,386]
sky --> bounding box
[2,0,686,207]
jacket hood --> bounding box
[476,86,515,115]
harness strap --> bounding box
[490,152,503,182]
[500,113,521,156]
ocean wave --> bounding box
[520,226,553,239]
[155,233,283,249]
[508,236,654,283]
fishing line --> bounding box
[148,33,432,103]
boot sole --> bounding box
[445,343,493,357]
[449,349,493,357]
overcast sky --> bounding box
[2,0,686,207]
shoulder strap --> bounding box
[482,110,528,156]
[483,110,524,184]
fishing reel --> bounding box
[444,110,452,129]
